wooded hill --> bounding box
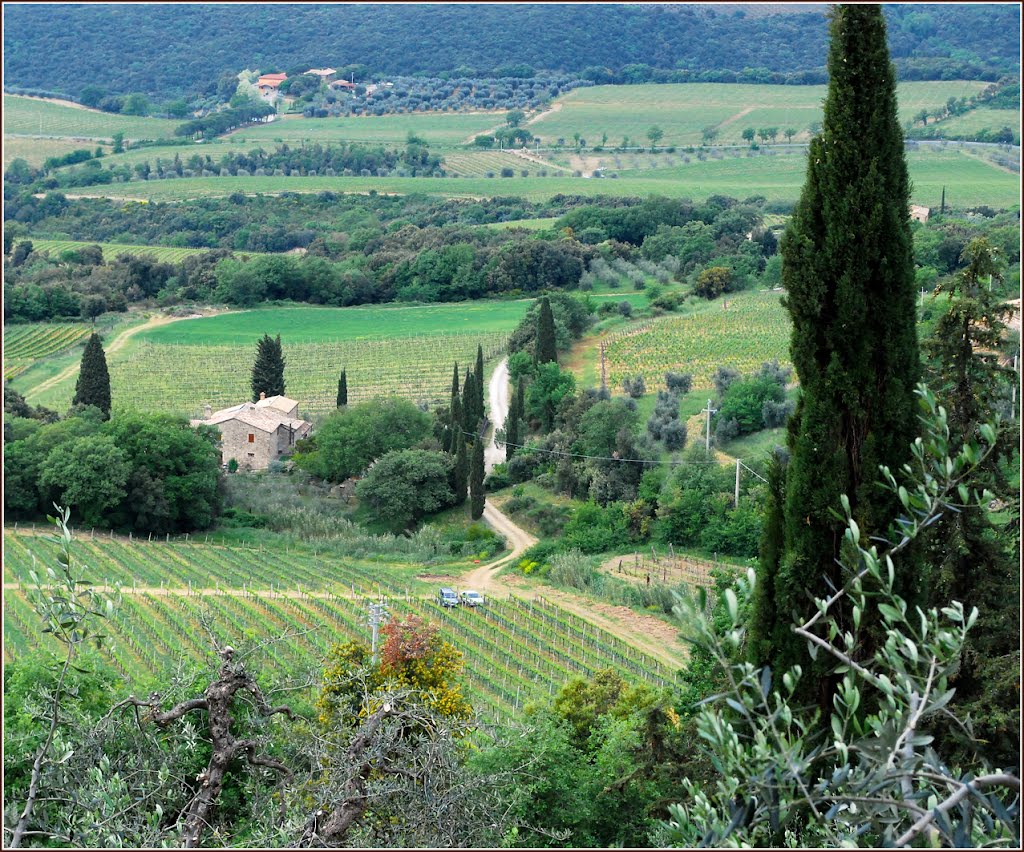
[3,4,1019,102]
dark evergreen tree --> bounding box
[72,332,111,419]
[251,334,286,401]
[504,377,525,462]
[535,296,557,364]
[451,435,469,506]
[470,432,485,519]
[749,5,921,702]
[336,368,347,408]
[921,238,1019,766]
[446,362,461,454]
[475,344,486,424]
[462,369,478,441]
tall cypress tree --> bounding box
[462,369,478,440]
[505,376,526,462]
[749,6,921,695]
[535,296,557,364]
[452,436,469,506]
[446,362,462,454]
[470,434,485,519]
[336,368,347,408]
[73,332,111,419]
[251,333,286,401]
[475,344,485,424]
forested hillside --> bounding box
[3,4,1019,101]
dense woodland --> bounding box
[4,5,1020,103]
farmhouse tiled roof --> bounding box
[305,68,336,77]
[255,395,298,411]
[191,401,308,433]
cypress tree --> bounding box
[452,436,469,506]
[462,369,477,440]
[336,368,347,408]
[446,363,462,454]
[470,433,485,519]
[505,376,526,462]
[72,332,111,418]
[251,333,286,401]
[535,296,557,364]
[475,344,485,424]
[749,6,921,698]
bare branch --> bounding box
[893,774,1021,847]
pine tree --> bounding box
[535,296,557,364]
[251,334,286,401]
[336,368,347,408]
[452,436,468,506]
[749,6,921,698]
[475,344,485,424]
[72,332,111,418]
[470,434,485,520]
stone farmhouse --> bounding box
[256,72,288,102]
[191,393,311,471]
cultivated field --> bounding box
[3,95,179,140]
[527,81,990,147]
[60,146,1018,209]
[602,289,791,392]
[3,136,109,169]
[23,302,531,415]
[3,529,678,719]
[3,323,93,380]
[924,106,1021,143]
[25,238,265,264]
[230,111,504,146]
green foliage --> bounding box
[355,449,455,531]
[534,296,558,364]
[295,397,432,482]
[250,332,285,401]
[750,5,922,689]
[72,332,111,418]
[716,375,784,435]
[525,362,576,432]
[336,367,347,407]
[693,265,731,299]
[469,435,485,520]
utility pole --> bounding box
[1012,353,1018,420]
[367,601,388,664]
[735,457,741,507]
[701,399,718,452]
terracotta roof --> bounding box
[258,78,285,89]
[330,79,356,88]
[192,401,309,434]
[259,73,288,81]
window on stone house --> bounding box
[248,433,255,443]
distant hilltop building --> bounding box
[304,67,336,78]
[191,393,311,471]
[257,72,288,102]
[329,78,356,91]
[910,204,930,224]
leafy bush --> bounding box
[622,375,646,398]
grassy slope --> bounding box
[55,147,1020,209]
[3,94,179,139]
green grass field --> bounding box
[923,106,1021,143]
[231,111,504,146]
[528,81,989,147]
[3,529,677,716]
[62,147,1018,209]
[3,95,180,140]
[3,135,110,169]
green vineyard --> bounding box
[604,290,791,391]
[3,322,94,380]
[26,238,265,264]
[94,334,510,417]
[3,530,680,720]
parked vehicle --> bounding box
[460,590,485,607]
[437,587,459,607]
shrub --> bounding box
[662,419,688,451]
[622,375,646,398]
[665,371,693,394]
